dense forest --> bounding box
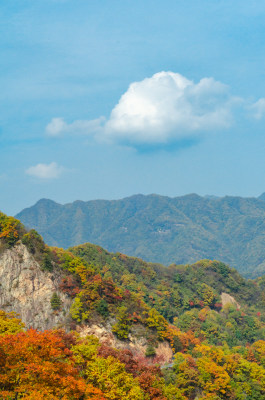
[2,212,265,398]
[16,193,265,277]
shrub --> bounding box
[41,252,53,271]
[22,230,45,255]
[95,299,109,318]
[145,344,156,357]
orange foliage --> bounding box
[163,325,200,352]
[0,329,87,399]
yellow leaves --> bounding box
[252,339,265,358]
[0,310,25,335]
[0,225,18,239]
[236,358,265,388]
[85,356,145,400]
[74,262,94,283]
[0,214,22,247]
[70,296,88,323]
[163,383,188,400]
[197,357,230,395]
[72,341,145,400]
[112,306,131,339]
[194,344,225,365]
[145,308,168,339]
[190,341,265,397]
[225,321,234,330]
[222,353,241,375]
[198,284,216,306]
[72,336,99,365]
[121,273,137,286]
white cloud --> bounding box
[45,71,242,146]
[104,72,237,144]
[249,98,265,120]
[46,116,105,137]
[46,118,68,136]
[26,162,63,179]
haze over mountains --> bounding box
[16,193,265,278]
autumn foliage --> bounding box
[3,212,265,398]
[0,329,87,399]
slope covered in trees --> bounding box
[4,212,265,398]
[16,193,265,277]
[71,242,265,347]
[2,210,265,350]
[0,212,195,354]
[4,310,265,399]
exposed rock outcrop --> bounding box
[0,242,72,330]
[78,322,173,364]
[221,292,241,309]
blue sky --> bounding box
[1,0,265,215]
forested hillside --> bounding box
[16,193,265,277]
[3,212,265,398]
[71,242,265,346]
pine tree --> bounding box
[50,293,61,310]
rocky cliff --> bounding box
[0,241,72,330]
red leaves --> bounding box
[59,276,81,298]
[214,302,222,308]
[137,371,166,400]
[98,344,139,376]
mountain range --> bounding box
[16,193,265,277]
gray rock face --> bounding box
[0,242,72,330]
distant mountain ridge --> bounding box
[16,193,265,277]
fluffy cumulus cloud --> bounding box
[104,72,237,144]
[26,162,63,179]
[45,71,245,146]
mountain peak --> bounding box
[35,198,61,207]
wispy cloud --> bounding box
[26,162,64,179]
[46,117,105,137]
[46,71,262,148]
[249,98,265,120]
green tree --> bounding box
[112,306,131,339]
[50,293,62,310]
[95,299,109,318]
[145,344,156,357]
[41,252,53,271]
